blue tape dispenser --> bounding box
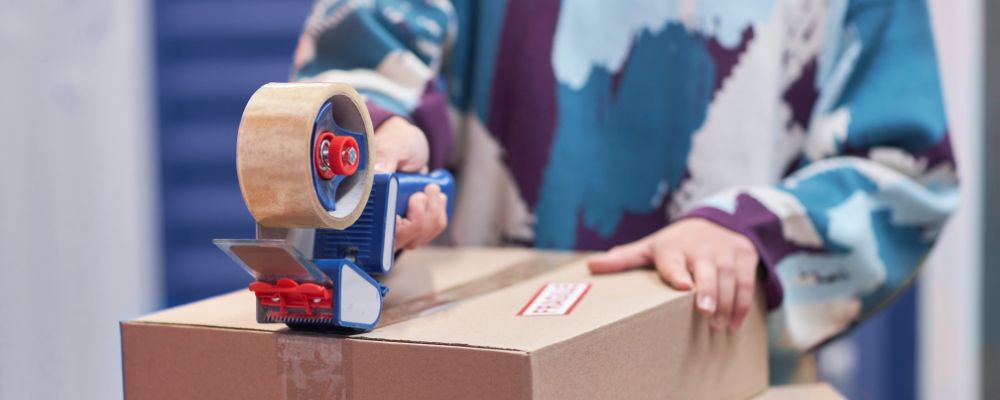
[214,83,454,332]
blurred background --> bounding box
[0,0,993,398]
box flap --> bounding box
[135,247,541,331]
[134,247,705,352]
[360,261,689,352]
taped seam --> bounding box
[276,333,348,400]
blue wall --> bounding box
[155,0,313,305]
[821,284,918,400]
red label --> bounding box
[518,283,591,316]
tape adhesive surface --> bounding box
[276,333,349,400]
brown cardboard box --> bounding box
[753,384,845,400]
[122,247,768,399]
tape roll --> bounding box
[237,82,375,229]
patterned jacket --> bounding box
[292,0,958,354]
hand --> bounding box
[373,116,430,174]
[373,117,448,250]
[586,218,759,331]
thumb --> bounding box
[374,137,426,173]
[393,144,428,173]
[373,117,429,173]
[373,145,400,173]
[587,240,653,274]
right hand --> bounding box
[373,117,449,250]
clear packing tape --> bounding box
[237,83,376,229]
[272,251,584,399]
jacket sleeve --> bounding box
[681,0,958,350]
[290,0,458,169]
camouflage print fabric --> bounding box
[292,0,958,357]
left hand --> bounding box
[586,218,759,331]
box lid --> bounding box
[137,247,691,353]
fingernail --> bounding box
[698,295,716,313]
[374,162,387,172]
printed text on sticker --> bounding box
[518,283,591,316]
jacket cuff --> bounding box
[365,100,403,130]
[681,199,788,310]
[365,81,453,170]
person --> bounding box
[292,0,957,380]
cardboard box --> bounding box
[122,247,768,399]
[753,383,845,400]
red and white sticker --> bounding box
[518,282,591,316]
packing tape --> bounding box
[237,82,375,229]
[276,332,350,399]
[379,251,586,326]
[271,251,585,397]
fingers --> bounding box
[587,238,694,292]
[373,132,400,173]
[413,185,447,247]
[407,190,434,249]
[583,218,761,332]
[652,248,693,291]
[729,247,759,329]
[376,144,427,173]
[586,240,652,274]
[691,257,718,318]
[393,185,449,251]
[711,253,736,331]
[393,216,417,251]
[373,141,403,173]
[433,192,448,237]
[373,117,430,173]
[374,160,398,174]
[396,192,428,250]
[397,153,431,174]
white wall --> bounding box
[0,0,158,398]
[923,0,983,399]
